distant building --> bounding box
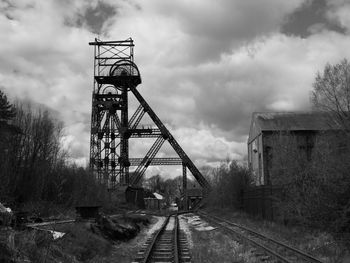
[248,112,342,186]
[125,186,145,208]
[144,192,164,210]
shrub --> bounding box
[206,160,252,209]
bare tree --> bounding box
[206,160,251,209]
[0,89,17,199]
[311,59,350,129]
[0,90,110,212]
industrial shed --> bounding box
[125,186,145,208]
[248,112,342,186]
[144,192,164,210]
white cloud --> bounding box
[1,0,350,173]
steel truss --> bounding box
[88,38,210,195]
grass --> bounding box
[204,207,349,263]
[13,222,112,262]
[190,223,261,263]
[1,212,155,262]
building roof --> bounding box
[248,111,342,143]
[153,192,164,200]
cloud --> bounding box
[326,0,350,32]
[63,0,118,35]
[129,30,350,143]
[281,0,346,38]
[106,0,305,65]
[135,0,305,63]
[1,0,350,177]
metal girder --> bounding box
[95,56,131,60]
[94,76,141,86]
[89,38,211,195]
[89,38,136,188]
[129,128,161,138]
[130,136,165,185]
[129,85,211,191]
[110,128,161,138]
[183,164,188,210]
[129,157,182,166]
[129,104,143,128]
[132,111,146,129]
[92,43,134,47]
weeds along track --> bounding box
[198,212,324,263]
[133,214,191,263]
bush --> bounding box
[0,90,109,211]
[206,160,252,209]
[270,132,350,232]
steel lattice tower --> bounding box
[89,39,210,207]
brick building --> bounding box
[247,112,341,185]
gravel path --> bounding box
[179,215,193,248]
[145,216,166,237]
[165,217,175,230]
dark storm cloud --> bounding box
[64,1,118,35]
[2,0,350,167]
[145,0,305,63]
[282,0,346,37]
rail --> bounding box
[133,213,190,263]
[140,215,171,263]
[198,212,324,263]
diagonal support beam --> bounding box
[130,136,165,185]
[132,110,146,129]
[129,86,211,190]
[129,157,182,166]
[128,104,143,128]
[112,114,121,131]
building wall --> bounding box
[125,186,145,208]
[262,131,316,184]
[248,130,322,186]
[248,133,264,186]
[243,185,282,221]
[144,198,161,210]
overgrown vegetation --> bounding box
[9,223,112,262]
[269,131,350,233]
[203,59,350,238]
[205,160,252,209]
[206,208,348,263]
[0,89,107,212]
[270,59,350,234]
[191,225,259,263]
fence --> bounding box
[242,185,281,221]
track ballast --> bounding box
[133,214,191,263]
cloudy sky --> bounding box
[1,0,350,176]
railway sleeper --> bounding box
[151,256,174,261]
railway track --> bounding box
[198,212,324,263]
[133,214,191,263]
